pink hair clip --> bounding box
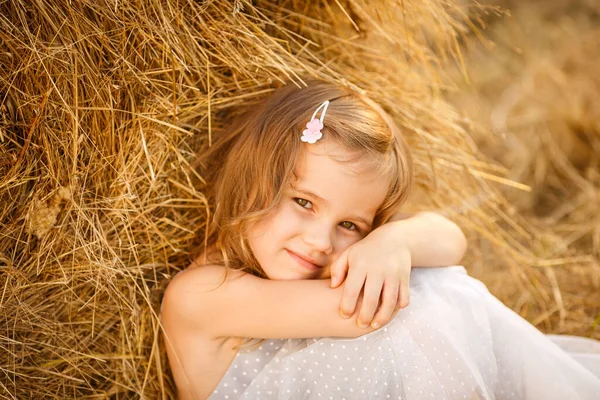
[301,100,330,144]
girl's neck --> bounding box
[194,244,223,267]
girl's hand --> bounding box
[329,212,467,329]
[329,222,412,329]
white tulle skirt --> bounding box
[220,267,600,399]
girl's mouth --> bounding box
[285,249,323,272]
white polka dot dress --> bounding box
[209,267,600,399]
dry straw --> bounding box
[0,0,597,398]
[446,0,600,338]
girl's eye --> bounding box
[294,198,313,209]
[340,221,357,231]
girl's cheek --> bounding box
[279,202,309,228]
[287,201,313,222]
[336,233,361,253]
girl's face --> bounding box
[247,141,389,280]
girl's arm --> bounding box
[386,211,467,267]
[161,264,391,340]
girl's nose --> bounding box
[303,223,334,255]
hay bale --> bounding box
[1,0,595,397]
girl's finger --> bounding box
[371,280,400,328]
[357,274,384,328]
[329,249,350,288]
[339,268,367,318]
[396,281,410,310]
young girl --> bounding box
[161,81,600,399]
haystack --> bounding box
[0,0,597,397]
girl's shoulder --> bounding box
[165,246,246,300]
[175,260,245,287]
[161,258,247,329]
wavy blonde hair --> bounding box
[200,80,413,277]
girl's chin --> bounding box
[261,255,331,280]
